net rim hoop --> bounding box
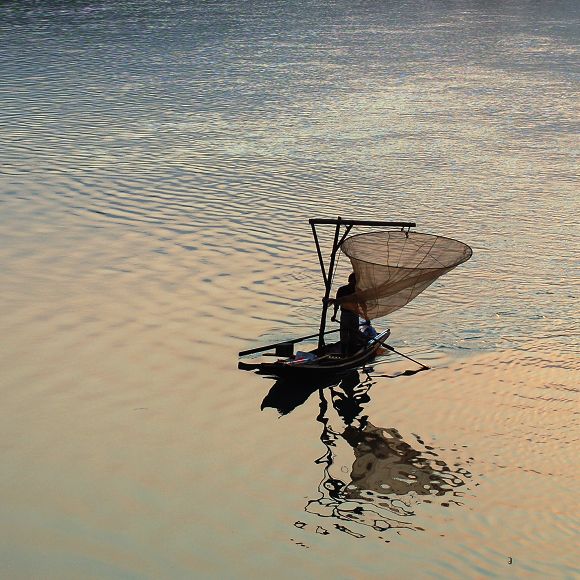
[340,230,473,269]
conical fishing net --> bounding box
[338,231,472,320]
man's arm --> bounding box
[323,297,340,322]
[331,300,339,322]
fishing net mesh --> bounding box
[339,231,472,320]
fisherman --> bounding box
[328,272,365,355]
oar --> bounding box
[239,328,340,357]
[383,344,430,370]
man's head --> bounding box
[348,272,356,285]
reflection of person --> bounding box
[329,272,364,355]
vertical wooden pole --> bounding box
[310,222,328,287]
[317,217,342,347]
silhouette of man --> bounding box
[329,272,364,355]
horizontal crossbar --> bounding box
[309,218,416,227]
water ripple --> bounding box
[1,0,578,577]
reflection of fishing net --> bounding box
[340,231,472,320]
[343,423,467,498]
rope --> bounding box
[331,248,342,290]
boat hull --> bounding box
[238,329,390,378]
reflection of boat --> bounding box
[238,329,390,377]
[239,217,472,377]
[261,372,351,416]
[262,372,472,539]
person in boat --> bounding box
[329,272,366,355]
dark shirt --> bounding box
[334,282,356,316]
[334,282,362,354]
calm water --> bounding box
[0,0,578,578]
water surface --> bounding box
[0,1,578,578]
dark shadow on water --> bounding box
[260,361,427,416]
[261,370,473,540]
[260,372,345,416]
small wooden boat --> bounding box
[238,217,472,377]
[239,329,390,378]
